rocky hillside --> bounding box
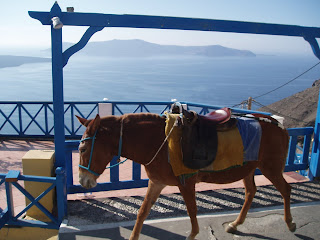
[258,80,320,128]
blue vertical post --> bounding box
[5,182,14,221]
[56,167,67,218]
[310,94,320,180]
[50,3,65,168]
[307,38,320,180]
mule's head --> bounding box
[76,114,118,189]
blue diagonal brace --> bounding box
[303,36,320,60]
[12,182,58,224]
[63,26,104,67]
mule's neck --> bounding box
[120,113,167,165]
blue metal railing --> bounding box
[0,168,65,229]
[0,101,268,139]
[286,127,314,172]
[0,101,99,138]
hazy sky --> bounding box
[1,0,320,55]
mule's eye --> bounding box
[79,148,86,154]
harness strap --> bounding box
[116,119,124,161]
[79,119,127,176]
[79,129,99,176]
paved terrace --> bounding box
[1,140,320,240]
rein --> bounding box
[145,116,178,166]
[79,119,127,176]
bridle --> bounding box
[79,120,127,176]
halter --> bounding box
[79,120,127,176]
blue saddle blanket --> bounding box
[236,116,262,161]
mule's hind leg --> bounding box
[226,170,256,233]
[260,170,296,232]
[178,179,199,240]
[130,180,165,240]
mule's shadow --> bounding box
[295,234,315,240]
[230,231,314,240]
[63,225,186,240]
[124,224,186,240]
[232,230,281,240]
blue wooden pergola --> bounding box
[29,2,320,179]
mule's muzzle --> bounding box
[79,171,97,189]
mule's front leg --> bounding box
[226,171,256,233]
[130,180,165,240]
[178,180,199,240]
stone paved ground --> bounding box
[66,181,320,226]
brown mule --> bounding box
[76,112,295,240]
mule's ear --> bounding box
[182,108,194,119]
[76,115,88,126]
[182,109,197,125]
[87,114,101,135]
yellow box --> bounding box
[22,150,55,222]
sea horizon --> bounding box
[0,53,319,111]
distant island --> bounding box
[0,40,256,68]
[0,55,51,68]
[63,39,256,58]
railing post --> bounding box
[5,183,14,221]
[132,162,142,181]
[287,136,298,166]
[4,170,20,224]
[64,141,78,190]
[56,167,67,219]
[310,120,320,179]
[18,102,23,137]
[44,103,49,136]
[110,158,119,182]
[71,103,75,136]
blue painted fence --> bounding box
[0,101,264,139]
[1,100,314,192]
[0,168,65,229]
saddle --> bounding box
[178,107,237,170]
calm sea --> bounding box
[1,55,320,109]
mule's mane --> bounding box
[97,113,165,132]
[99,115,120,127]
[121,113,164,124]
[98,113,163,124]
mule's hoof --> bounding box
[288,222,296,232]
[185,234,196,240]
[225,223,237,234]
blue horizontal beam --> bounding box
[287,127,314,136]
[29,10,320,39]
[0,171,56,183]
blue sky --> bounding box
[1,0,320,55]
